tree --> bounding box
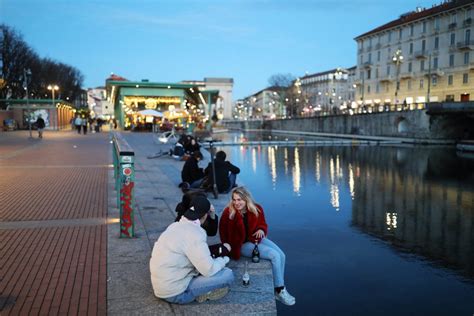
[268,73,303,117]
[0,24,84,103]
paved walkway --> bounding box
[0,130,109,315]
[1,130,276,315]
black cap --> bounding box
[183,196,210,220]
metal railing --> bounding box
[112,132,135,238]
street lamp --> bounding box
[48,84,59,130]
[23,68,33,138]
[392,49,404,107]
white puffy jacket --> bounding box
[149,217,229,298]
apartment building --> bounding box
[355,0,474,111]
[299,67,357,115]
[240,87,285,119]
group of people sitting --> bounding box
[149,187,296,305]
[180,149,240,193]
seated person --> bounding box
[204,151,240,193]
[150,196,234,304]
[175,191,230,258]
[184,137,201,155]
[181,151,205,188]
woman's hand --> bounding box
[252,229,265,240]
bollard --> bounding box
[113,132,135,238]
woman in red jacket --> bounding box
[219,186,295,306]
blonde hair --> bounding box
[227,186,259,217]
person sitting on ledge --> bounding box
[150,196,234,304]
[204,150,240,193]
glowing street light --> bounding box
[48,84,59,130]
[392,49,404,105]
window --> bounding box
[399,28,402,39]
[450,33,456,46]
[376,68,379,78]
[420,60,425,71]
[409,42,414,54]
[410,24,414,36]
[360,55,363,64]
[377,50,381,62]
[376,83,380,93]
[367,69,371,79]
[369,37,373,47]
[464,52,470,65]
[422,21,427,33]
[387,65,391,76]
[422,39,426,51]
[388,31,392,42]
[368,53,372,63]
[408,62,412,72]
[463,73,469,84]
[434,37,439,49]
[446,94,455,102]
[466,8,472,19]
[466,29,471,42]
[420,79,424,89]
[367,85,371,93]
[407,80,412,90]
[448,75,453,85]
[451,13,457,24]
[433,57,438,69]
[434,16,440,30]
[449,54,455,67]
[432,76,437,86]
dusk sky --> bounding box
[2,0,437,99]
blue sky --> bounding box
[1,0,436,99]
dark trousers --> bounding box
[76,125,81,134]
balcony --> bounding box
[400,72,414,79]
[366,46,372,52]
[470,61,474,70]
[375,43,382,50]
[414,50,428,59]
[463,18,472,27]
[362,61,373,69]
[456,40,474,50]
[379,75,394,83]
[448,22,457,30]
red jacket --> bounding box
[219,204,268,260]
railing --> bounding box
[112,132,135,238]
[463,18,472,27]
[448,22,457,30]
[456,40,474,49]
[414,50,427,58]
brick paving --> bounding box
[0,131,109,316]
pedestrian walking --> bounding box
[36,115,45,138]
[74,115,82,134]
[82,116,88,135]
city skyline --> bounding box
[1,0,437,99]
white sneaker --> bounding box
[275,288,295,306]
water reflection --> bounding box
[219,132,474,279]
[351,146,474,277]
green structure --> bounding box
[105,77,219,130]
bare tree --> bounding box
[1,24,84,103]
[268,73,295,88]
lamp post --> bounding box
[23,68,32,138]
[392,49,404,108]
[48,85,59,130]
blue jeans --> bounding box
[223,173,237,193]
[164,268,234,304]
[190,178,204,189]
[241,238,285,288]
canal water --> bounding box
[214,131,474,315]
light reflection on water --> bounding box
[215,131,474,315]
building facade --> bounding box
[300,67,357,116]
[240,87,286,119]
[355,0,474,111]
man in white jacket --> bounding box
[150,196,234,304]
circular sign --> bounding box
[123,167,132,176]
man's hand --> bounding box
[209,204,216,219]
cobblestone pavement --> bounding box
[0,130,110,316]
